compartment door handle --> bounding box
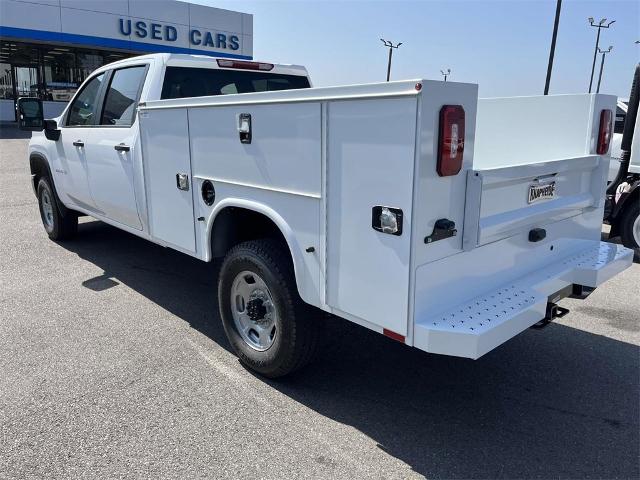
[114,143,130,152]
[238,113,252,144]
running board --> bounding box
[414,241,633,359]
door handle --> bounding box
[72,140,84,147]
[114,143,130,152]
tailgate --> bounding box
[462,155,607,249]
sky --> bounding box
[196,0,639,99]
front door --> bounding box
[57,72,106,212]
[84,65,147,230]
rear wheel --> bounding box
[218,239,319,378]
[619,200,640,249]
[37,177,77,240]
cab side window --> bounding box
[66,73,105,126]
[100,66,147,126]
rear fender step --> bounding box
[414,241,633,359]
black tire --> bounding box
[218,239,320,378]
[37,177,77,240]
[619,200,640,249]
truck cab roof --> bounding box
[91,53,310,81]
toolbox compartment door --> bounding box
[326,97,417,335]
[140,108,196,254]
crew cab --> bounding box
[17,53,633,378]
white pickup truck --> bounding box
[17,53,633,378]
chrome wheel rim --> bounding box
[230,270,278,351]
[41,189,54,231]
[633,213,640,247]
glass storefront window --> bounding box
[14,66,38,97]
[43,48,77,102]
[0,63,13,100]
[0,40,138,104]
[76,52,103,83]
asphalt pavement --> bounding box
[1,124,638,479]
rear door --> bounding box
[84,65,148,230]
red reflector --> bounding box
[597,109,612,155]
[216,59,274,71]
[437,105,465,176]
[383,329,405,343]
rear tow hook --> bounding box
[531,302,570,329]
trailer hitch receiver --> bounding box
[531,302,569,329]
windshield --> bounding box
[161,66,310,100]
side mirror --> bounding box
[16,97,44,131]
[43,119,61,141]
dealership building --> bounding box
[0,0,253,121]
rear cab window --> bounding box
[161,66,310,100]
[101,65,147,126]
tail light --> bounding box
[597,109,612,155]
[437,105,465,176]
[216,59,274,71]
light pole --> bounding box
[380,38,402,81]
[596,46,613,93]
[544,0,562,95]
[440,69,451,81]
[588,17,615,93]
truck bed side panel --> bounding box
[474,95,594,169]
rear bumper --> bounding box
[414,241,633,359]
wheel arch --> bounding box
[29,152,69,215]
[206,198,311,303]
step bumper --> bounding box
[414,241,633,359]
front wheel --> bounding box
[218,239,319,378]
[37,177,77,240]
[619,200,640,249]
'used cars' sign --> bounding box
[118,19,240,51]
